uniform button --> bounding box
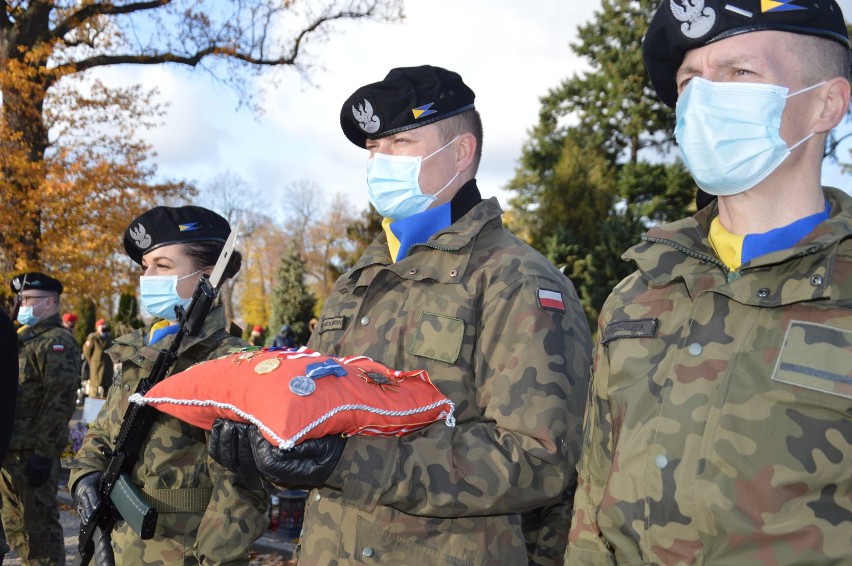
[360,316,370,326]
[810,274,823,286]
[123,384,130,391]
[688,343,702,356]
[450,269,458,277]
[654,455,668,469]
[362,547,374,558]
[408,269,417,275]
[313,492,321,502]
[757,288,770,298]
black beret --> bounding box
[10,272,63,295]
[123,205,231,265]
[340,65,476,147]
[643,0,850,107]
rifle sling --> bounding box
[140,486,213,513]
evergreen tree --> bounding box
[75,298,96,348]
[506,0,699,325]
[269,242,317,347]
[113,291,143,334]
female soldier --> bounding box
[69,205,268,564]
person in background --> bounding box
[271,324,296,349]
[1,272,80,564]
[69,206,268,564]
[209,65,593,565]
[566,1,852,564]
[61,312,77,333]
[82,318,113,398]
[247,325,265,347]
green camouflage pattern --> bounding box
[69,306,269,565]
[300,197,593,565]
[566,187,852,565]
[0,313,80,564]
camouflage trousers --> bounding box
[0,452,65,565]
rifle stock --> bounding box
[74,275,217,566]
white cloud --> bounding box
[101,0,601,209]
[94,0,852,205]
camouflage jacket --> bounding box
[302,197,593,565]
[11,313,80,458]
[69,306,269,565]
[566,187,852,565]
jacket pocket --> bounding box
[354,516,473,566]
[772,320,852,400]
[410,312,465,364]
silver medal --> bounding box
[289,376,316,396]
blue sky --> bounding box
[92,0,852,217]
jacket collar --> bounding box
[346,192,504,286]
[110,304,230,364]
[626,187,852,305]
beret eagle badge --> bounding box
[671,0,716,39]
[352,99,380,134]
[129,223,152,249]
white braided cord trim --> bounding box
[128,393,455,450]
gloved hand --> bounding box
[209,419,347,488]
[25,454,53,487]
[73,472,115,565]
[208,419,261,477]
[73,472,102,524]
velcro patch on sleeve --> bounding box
[537,288,566,312]
[602,318,659,345]
[319,316,346,334]
[52,344,65,352]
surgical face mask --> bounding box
[366,136,461,220]
[675,77,824,196]
[139,270,201,321]
[16,306,38,326]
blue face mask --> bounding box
[16,305,39,327]
[366,136,460,220]
[675,77,823,196]
[139,271,200,321]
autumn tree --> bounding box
[0,0,403,308]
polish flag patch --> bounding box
[52,344,65,352]
[537,288,566,312]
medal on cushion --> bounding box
[289,375,316,396]
[358,368,401,392]
[254,358,281,374]
[288,358,348,396]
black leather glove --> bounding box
[208,419,261,477]
[25,454,53,487]
[73,471,102,524]
[209,419,347,488]
[73,472,115,565]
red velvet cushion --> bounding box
[130,347,455,448]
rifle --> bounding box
[74,225,239,566]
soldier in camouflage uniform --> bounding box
[1,272,81,565]
[69,206,269,565]
[209,65,593,565]
[566,2,852,565]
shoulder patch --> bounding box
[602,318,659,345]
[52,343,65,352]
[537,288,566,312]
